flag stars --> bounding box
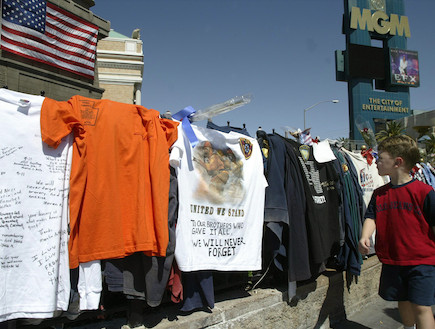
[2,0,97,78]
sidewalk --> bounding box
[333,295,435,329]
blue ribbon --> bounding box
[172,106,198,148]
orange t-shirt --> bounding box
[41,96,179,268]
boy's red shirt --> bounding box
[366,179,435,266]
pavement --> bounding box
[333,295,435,329]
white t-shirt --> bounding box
[170,124,267,271]
[0,89,71,321]
[341,149,388,210]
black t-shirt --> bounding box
[284,138,341,265]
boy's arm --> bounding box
[359,192,377,255]
[358,218,376,255]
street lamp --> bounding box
[303,99,339,129]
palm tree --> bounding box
[375,121,405,142]
[337,137,350,149]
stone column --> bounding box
[135,88,141,106]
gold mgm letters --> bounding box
[350,6,411,37]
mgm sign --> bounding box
[336,0,418,144]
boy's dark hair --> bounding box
[377,135,420,171]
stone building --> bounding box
[96,29,144,104]
[396,110,435,140]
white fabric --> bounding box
[0,89,71,321]
[170,124,267,271]
[413,163,426,183]
[313,140,336,163]
[78,260,102,310]
[342,148,389,254]
[341,148,388,210]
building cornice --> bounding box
[98,73,143,85]
[97,51,143,60]
[103,37,143,44]
[96,61,143,71]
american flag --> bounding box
[299,128,313,146]
[1,0,98,79]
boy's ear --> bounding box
[395,157,403,166]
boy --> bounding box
[359,135,435,329]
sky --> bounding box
[91,0,435,139]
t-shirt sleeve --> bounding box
[160,118,179,148]
[423,189,435,227]
[169,123,184,169]
[364,193,377,220]
[40,97,83,148]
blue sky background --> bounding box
[91,0,435,139]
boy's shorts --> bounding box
[379,264,435,306]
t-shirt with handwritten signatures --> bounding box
[0,89,71,321]
[41,96,179,269]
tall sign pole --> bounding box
[336,0,419,147]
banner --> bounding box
[1,0,98,79]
